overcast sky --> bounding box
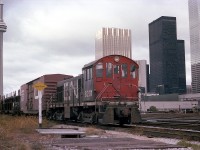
[3,0,191,94]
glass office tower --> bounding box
[95,27,132,60]
[149,16,186,94]
[188,0,200,93]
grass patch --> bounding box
[0,114,57,149]
[177,140,200,150]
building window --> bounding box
[96,62,103,77]
[130,64,137,78]
[122,64,127,78]
[106,62,113,77]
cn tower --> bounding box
[0,0,7,97]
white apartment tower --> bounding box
[95,27,132,60]
[0,0,6,97]
[188,0,200,93]
[136,60,148,94]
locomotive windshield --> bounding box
[114,65,120,74]
[121,64,128,78]
[130,64,137,78]
[106,62,113,77]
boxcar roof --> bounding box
[57,74,82,87]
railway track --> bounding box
[136,113,200,140]
[128,124,200,141]
[64,120,200,141]
[141,120,200,130]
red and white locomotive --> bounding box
[48,55,141,125]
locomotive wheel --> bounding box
[119,117,124,126]
[91,113,98,124]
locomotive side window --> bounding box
[87,69,90,80]
[96,62,103,77]
[84,68,92,80]
[130,64,137,78]
[106,62,112,77]
[114,65,120,74]
[90,68,93,79]
[83,70,87,81]
[121,64,127,78]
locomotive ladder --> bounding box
[93,83,112,122]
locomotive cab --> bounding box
[81,55,141,125]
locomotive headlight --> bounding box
[114,56,120,62]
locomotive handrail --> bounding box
[101,97,138,102]
[95,83,112,100]
[111,83,121,97]
[95,83,139,102]
[101,96,138,102]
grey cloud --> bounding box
[3,0,191,93]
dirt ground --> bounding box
[0,115,199,150]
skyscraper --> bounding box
[188,0,200,93]
[149,16,186,94]
[0,0,7,98]
[95,27,132,60]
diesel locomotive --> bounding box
[47,55,141,125]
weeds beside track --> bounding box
[0,115,57,150]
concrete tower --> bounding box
[95,27,132,60]
[0,0,7,97]
[136,60,149,94]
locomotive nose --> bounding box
[112,78,120,91]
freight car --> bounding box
[1,74,72,115]
[0,91,21,115]
[47,55,142,125]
